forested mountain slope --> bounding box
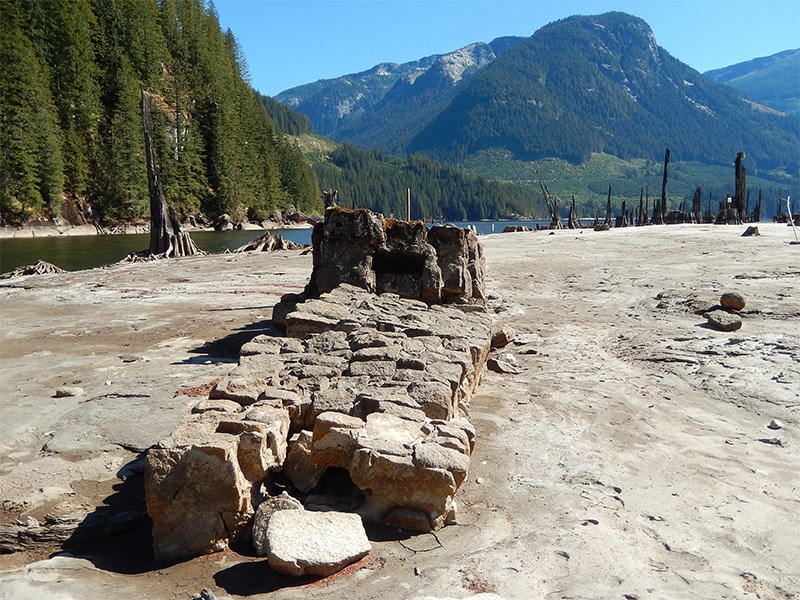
[0,0,319,226]
[409,13,798,178]
[705,49,800,118]
[275,37,523,148]
[309,143,540,221]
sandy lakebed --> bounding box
[0,222,798,600]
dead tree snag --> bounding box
[141,88,202,259]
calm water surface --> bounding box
[0,220,549,275]
[0,229,313,274]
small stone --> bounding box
[720,292,746,311]
[475,477,485,484]
[487,353,521,374]
[705,309,742,332]
[54,386,84,398]
[740,226,760,237]
[491,325,515,349]
[767,419,784,430]
[119,354,143,363]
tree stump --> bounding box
[140,89,202,259]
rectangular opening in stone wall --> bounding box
[372,251,425,275]
[373,251,424,299]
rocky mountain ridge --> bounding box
[275,36,523,138]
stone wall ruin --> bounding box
[145,210,493,564]
[273,207,485,329]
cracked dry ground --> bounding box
[0,223,798,599]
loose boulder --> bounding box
[252,492,304,557]
[490,325,515,349]
[705,309,743,332]
[145,408,290,561]
[265,509,371,577]
[720,292,746,311]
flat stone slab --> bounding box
[265,509,371,577]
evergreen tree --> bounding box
[22,0,101,197]
[1,0,320,226]
[0,0,64,224]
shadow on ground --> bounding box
[185,319,282,362]
[58,454,154,574]
[213,561,320,595]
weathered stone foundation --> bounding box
[145,210,492,564]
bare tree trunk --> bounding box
[604,185,613,226]
[692,186,702,224]
[753,189,762,223]
[654,147,669,225]
[568,195,579,229]
[536,170,561,229]
[141,88,202,258]
[734,151,746,225]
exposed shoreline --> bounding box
[0,223,797,599]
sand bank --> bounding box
[0,223,797,599]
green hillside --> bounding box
[705,49,800,117]
[463,150,794,219]
[0,0,320,227]
[307,142,543,221]
[410,13,798,178]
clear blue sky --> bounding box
[214,0,800,97]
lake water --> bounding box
[0,220,548,274]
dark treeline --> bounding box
[0,0,320,226]
[314,144,542,221]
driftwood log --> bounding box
[0,509,147,554]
